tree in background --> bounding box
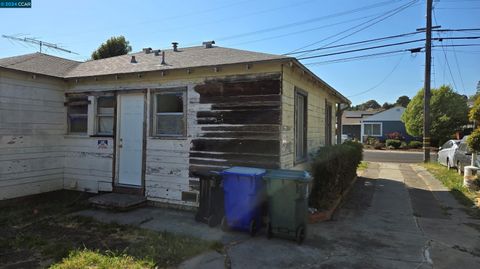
[395,95,411,107]
[382,102,395,109]
[468,80,480,101]
[401,85,469,145]
[350,100,381,110]
[91,36,132,60]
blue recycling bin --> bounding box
[220,167,266,236]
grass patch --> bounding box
[358,161,368,171]
[50,250,150,269]
[0,190,220,268]
[421,163,480,218]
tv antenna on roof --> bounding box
[2,34,78,54]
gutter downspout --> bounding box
[336,103,350,144]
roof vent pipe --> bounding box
[161,51,166,65]
[130,56,137,63]
[202,40,215,48]
[172,42,178,52]
[143,48,152,54]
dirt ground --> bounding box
[0,190,217,268]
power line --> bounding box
[225,12,384,47]
[288,0,419,56]
[297,39,425,60]
[303,49,413,65]
[433,11,462,93]
[215,0,406,43]
[293,36,479,61]
[287,31,421,55]
[433,44,480,48]
[433,28,480,32]
[347,53,406,98]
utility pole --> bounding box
[423,0,433,162]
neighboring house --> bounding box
[0,42,350,206]
[360,106,416,143]
[341,110,379,141]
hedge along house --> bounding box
[0,42,350,207]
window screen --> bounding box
[96,96,114,135]
[364,123,381,136]
[67,97,88,134]
[152,91,186,136]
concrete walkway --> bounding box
[74,162,480,268]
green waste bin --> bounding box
[263,169,312,244]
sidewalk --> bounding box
[74,162,480,268]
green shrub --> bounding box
[386,139,401,149]
[309,141,363,210]
[408,140,422,149]
[365,136,378,145]
[400,141,408,149]
[467,129,480,152]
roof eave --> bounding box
[290,58,351,105]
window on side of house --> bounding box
[363,123,381,136]
[67,96,88,134]
[152,89,186,137]
[96,96,115,136]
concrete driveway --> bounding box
[364,149,438,163]
[75,162,480,268]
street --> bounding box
[364,149,438,163]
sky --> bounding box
[0,0,479,105]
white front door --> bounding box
[117,93,145,186]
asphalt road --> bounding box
[364,149,438,163]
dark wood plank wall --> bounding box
[189,73,282,177]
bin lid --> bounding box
[222,166,266,176]
[263,169,312,182]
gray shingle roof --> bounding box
[0,53,80,77]
[0,46,349,104]
[64,46,290,78]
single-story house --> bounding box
[360,106,416,143]
[341,110,379,141]
[0,42,350,207]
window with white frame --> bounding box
[364,123,382,136]
[96,96,115,135]
[67,96,88,134]
[152,89,186,137]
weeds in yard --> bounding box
[0,190,220,268]
[358,161,368,171]
[421,163,480,218]
[50,250,151,269]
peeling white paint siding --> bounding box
[0,70,65,199]
[63,136,113,193]
[144,84,199,207]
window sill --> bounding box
[64,134,89,139]
[90,135,114,138]
[149,136,188,140]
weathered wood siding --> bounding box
[190,73,282,177]
[280,64,341,169]
[66,63,282,207]
[0,70,65,199]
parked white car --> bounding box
[437,139,461,169]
